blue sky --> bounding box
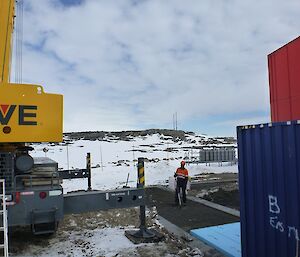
[12,0,300,136]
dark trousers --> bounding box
[175,178,187,203]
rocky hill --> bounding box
[64,129,236,145]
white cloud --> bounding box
[215,115,270,128]
[11,0,300,134]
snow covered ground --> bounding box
[30,132,238,192]
[11,208,202,257]
[22,227,141,257]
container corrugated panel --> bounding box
[237,121,300,257]
[268,36,300,122]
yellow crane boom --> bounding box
[0,0,63,143]
[0,0,14,83]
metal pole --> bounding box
[132,143,135,168]
[137,158,146,230]
[167,142,169,165]
[99,143,103,172]
[137,157,145,188]
[87,153,91,191]
[125,157,160,242]
[66,144,70,171]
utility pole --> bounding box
[166,142,169,165]
[99,142,103,172]
[172,113,175,130]
[172,112,178,130]
[132,142,136,167]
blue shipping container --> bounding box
[237,121,300,257]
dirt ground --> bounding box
[188,173,240,210]
[202,188,239,210]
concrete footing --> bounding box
[125,228,164,244]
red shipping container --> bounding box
[268,36,300,122]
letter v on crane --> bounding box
[0,105,16,125]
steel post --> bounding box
[137,158,146,230]
[125,157,163,243]
[87,153,91,191]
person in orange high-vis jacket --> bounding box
[174,160,189,205]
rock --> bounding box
[189,248,204,257]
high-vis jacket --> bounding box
[175,167,188,179]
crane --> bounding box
[0,0,145,237]
[0,0,63,145]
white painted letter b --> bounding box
[269,195,280,214]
